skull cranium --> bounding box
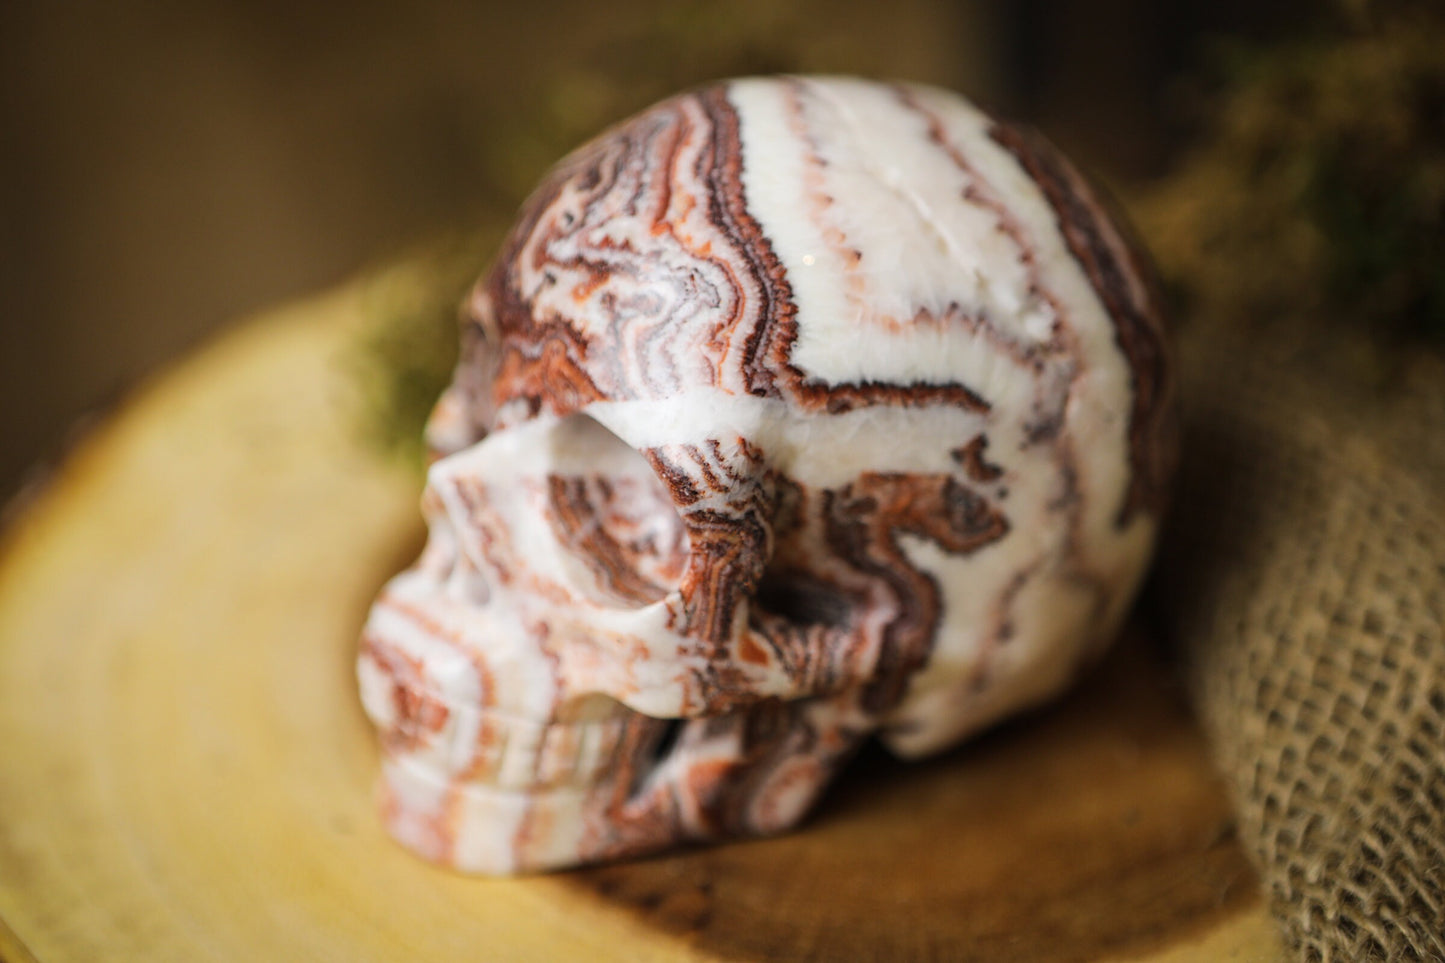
[357,76,1175,874]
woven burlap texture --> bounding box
[1158,324,1445,962]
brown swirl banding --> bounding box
[988,121,1175,525]
[713,82,993,415]
[478,85,995,425]
[360,636,452,754]
[484,96,746,415]
[824,473,1011,712]
[368,591,500,719]
[639,429,1016,716]
[643,440,776,675]
[953,435,1005,483]
[672,504,774,710]
[580,695,860,862]
[546,476,688,606]
[449,476,578,609]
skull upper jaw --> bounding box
[361,628,867,873]
[363,605,873,874]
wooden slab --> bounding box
[0,276,1283,962]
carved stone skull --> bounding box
[357,76,1175,874]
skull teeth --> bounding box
[361,657,660,793]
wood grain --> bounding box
[0,272,1282,962]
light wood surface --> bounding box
[0,275,1284,961]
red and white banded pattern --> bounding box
[358,76,1175,874]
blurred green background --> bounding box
[3,0,1438,498]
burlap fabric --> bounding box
[1156,322,1445,962]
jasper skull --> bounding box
[357,76,1174,874]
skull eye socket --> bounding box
[545,414,690,607]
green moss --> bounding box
[1136,3,1445,350]
[346,231,498,470]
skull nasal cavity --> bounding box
[755,570,854,628]
[546,414,691,607]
